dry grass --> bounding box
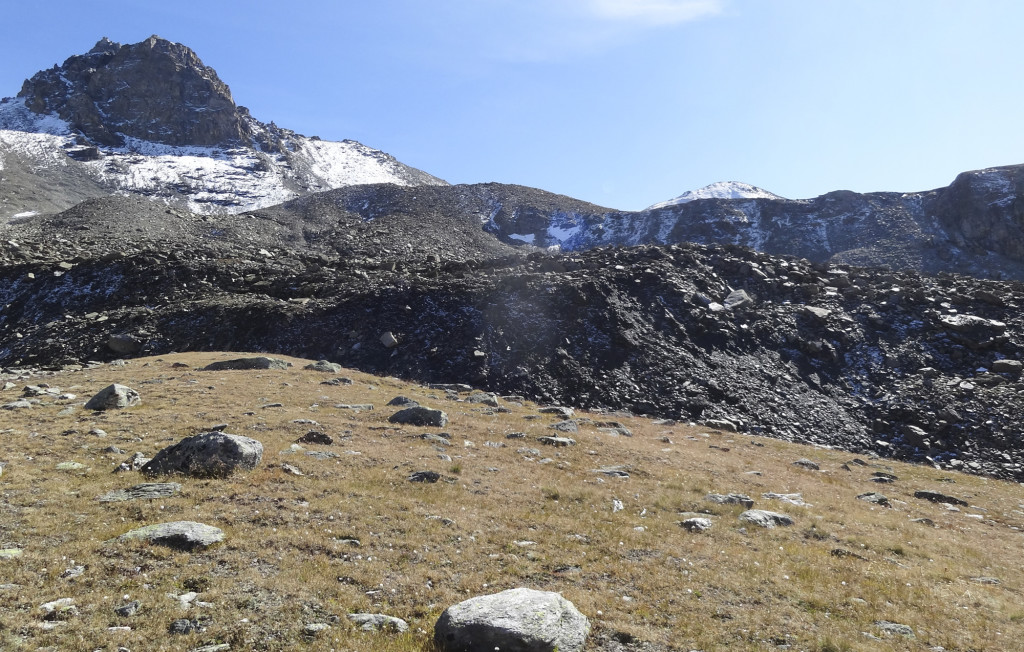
[1,352,1023,651]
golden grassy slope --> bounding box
[1,352,1023,651]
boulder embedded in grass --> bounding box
[434,587,589,652]
[390,406,448,427]
[142,432,263,477]
[201,357,289,371]
[85,384,140,410]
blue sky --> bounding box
[3,1,1023,210]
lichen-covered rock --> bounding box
[434,588,589,652]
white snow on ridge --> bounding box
[647,181,785,210]
[0,97,444,215]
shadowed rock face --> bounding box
[19,36,249,148]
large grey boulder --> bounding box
[85,384,140,410]
[202,357,290,371]
[117,521,224,550]
[389,406,449,427]
[434,587,589,652]
[142,432,263,477]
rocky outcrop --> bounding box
[19,36,248,148]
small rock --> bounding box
[549,420,579,433]
[387,396,419,407]
[115,601,141,617]
[40,598,78,621]
[738,510,795,528]
[705,493,754,508]
[380,332,399,348]
[876,621,914,637]
[281,463,304,476]
[792,458,820,470]
[762,492,810,507]
[857,492,891,507]
[56,462,86,471]
[304,360,343,373]
[466,392,499,407]
[538,406,574,418]
[114,452,151,473]
[297,431,333,445]
[303,622,331,636]
[347,613,409,632]
[538,436,576,447]
[409,471,441,483]
[681,518,713,532]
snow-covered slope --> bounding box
[0,97,445,218]
[647,181,785,209]
[0,37,446,219]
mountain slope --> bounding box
[0,36,445,218]
[484,165,1024,281]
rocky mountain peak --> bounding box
[17,35,249,148]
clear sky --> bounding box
[2,1,1022,210]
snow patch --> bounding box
[648,181,785,210]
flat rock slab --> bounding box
[202,357,290,371]
[389,406,449,427]
[85,384,140,410]
[857,492,891,506]
[117,521,224,550]
[347,613,409,632]
[435,587,590,652]
[142,432,263,477]
[914,490,968,506]
[304,360,343,373]
[99,482,182,502]
[538,436,576,447]
[705,493,754,508]
[739,510,795,528]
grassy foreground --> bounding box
[1,352,1023,651]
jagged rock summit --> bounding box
[0,36,445,216]
[19,35,250,149]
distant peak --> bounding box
[87,37,120,55]
[647,181,785,210]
